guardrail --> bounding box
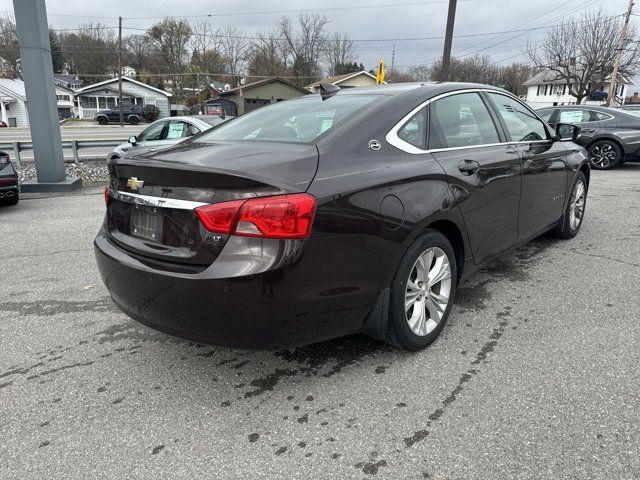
[0,140,124,168]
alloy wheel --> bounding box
[589,143,616,168]
[569,179,586,231]
[404,247,452,336]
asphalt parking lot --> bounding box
[1,166,640,479]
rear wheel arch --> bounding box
[579,163,590,186]
[418,219,465,283]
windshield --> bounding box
[196,94,379,144]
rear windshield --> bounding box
[196,94,379,144]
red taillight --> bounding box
[104,185,111,207]
[195,199,246,234]
[195,194,316,239]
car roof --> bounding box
[332,81,509,98]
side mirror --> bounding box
[128,135,137,145]
[555,123,581,142]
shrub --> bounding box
[143,105,160,123]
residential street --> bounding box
[1,166,639,479]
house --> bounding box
[55,85,75,119]
[524,70,635,108]
[74,77,172,120]
[54,74,84,91]
[218,77,309,115]
[0,78,28,127]
[305,71,380,93]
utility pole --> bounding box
[391,44,396,80]
[606,0,634,107]
[117,16,123,127]
[440,0,458,82]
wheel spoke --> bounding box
[428,257,451,286]
[424,295,445,321]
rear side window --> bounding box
[428,93,500,149]
[593,111,612,120]
[398,107,427,148]
[558,109,592,123]
[487,92,549,142]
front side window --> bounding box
[487,92,549,142]
[429,93,500,149]
[197,94,379,144]
[165,121,191,139]
[397,107,427,148]
[139,121,166,142]
[537,109,554,122]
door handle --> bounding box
[457,159,480,175]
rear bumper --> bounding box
[94,227,385,349]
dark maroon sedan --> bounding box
[0,151,19,206]
[95,83,589,350]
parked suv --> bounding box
[95,105,145,125]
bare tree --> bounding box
[123,35,151,71]
[190,18,218,61]
[218,25,249,83]
[323,32,355,76]
[428,55,501,85]
[247,31,289,78]
[527,9,640,104]
[0,14,19,72]
[146,18,192,95]
[408,65,431,82]
[59,23,117,79]
[278,13,330,85]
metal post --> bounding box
[606,0,634,107]
[71,140,79,164]
[12,141,21,168]
[12,0,81,191]
[440,0,458,82]
[118,16,124,127]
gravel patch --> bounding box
[17,160,108,184]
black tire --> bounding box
[97,117,108,126]
[387,230,458,351]
[128,116,139,125]
[553,171,587,239]
[588,140,621,170]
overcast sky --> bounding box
[0,0,633,73]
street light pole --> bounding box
[118,16,123,127]
[440,0,458,82]
[606,0,634,107]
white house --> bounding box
[524,70,635,108]
[0,78,28,127]
[74,77,172,119]
[54,74,84,91]
[56,85,75,119]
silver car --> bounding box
[107,115,231,160]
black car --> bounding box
[95,83,589,351]
[95,105,145,125]
[537,105,640,170]
[0,151,19,206]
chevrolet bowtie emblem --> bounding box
[127,177,144,190]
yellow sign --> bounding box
[376,56,385,85]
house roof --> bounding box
[75,77,172,97]
[54,74,84,86]
[0,78,26,102]
[524,69,635,86]
[219,77,309,96]
[306,70,378,88]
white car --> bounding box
[107,115,231,160]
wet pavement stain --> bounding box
[355,459,388,476]
[151,445,165,455]
[248,433,260,443]
[0,298,115,317]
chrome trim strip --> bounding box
[386,88,552,155]
[112,190,208,210]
